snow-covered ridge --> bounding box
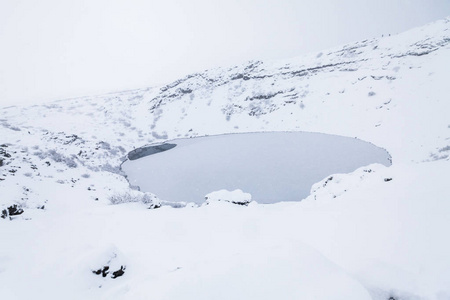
[1,17,450,299]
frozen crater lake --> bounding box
[122,132,391,204]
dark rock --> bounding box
[63,134,79,145]
[1,204,24,219]
[323,176,333,187]
[0,148,11,158]
[246,91,283,101]
[111,266,125,279]
[102,266,109,277]
[178,88,192,94]
[231,73,244,80]
[93,265,125,279]
[93,269,102,275]
[92,266,110,277]
[128,143,176,161]
[231,200,250,206]
[148,203,161,209]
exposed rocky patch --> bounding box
[1,204,24,219]
[92,265,126,279]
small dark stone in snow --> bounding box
[102,266,109,277]
[322,176,333,187]
[9,205,24,215]
[111,266,125,279]
[179,88,192,94]
[1,204,24,219]
[231,73,244,80]
[148,203,161,209]
[231,201,250,206]
[93,269,101,275]
[92,266,110,277]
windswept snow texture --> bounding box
[122,132,391,203]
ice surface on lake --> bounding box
[122,132,391,204]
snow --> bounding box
[0,17,450,299]
[205,189,252,205]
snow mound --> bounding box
[125,241,371,300]
[87,245,127,280]
[205,189,252,206]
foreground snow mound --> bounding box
[205,189,252,206]
[122,241,371,300]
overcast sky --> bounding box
[1,0,449,107]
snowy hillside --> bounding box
[1,18,450,299]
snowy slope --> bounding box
[1,18,450,299]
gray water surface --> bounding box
[122,132,391,204]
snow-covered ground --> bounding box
[1,17,450,299]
